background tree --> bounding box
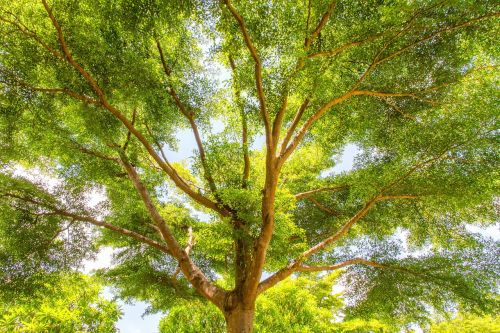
[0,0,498,332]
[0,273,121,332]
[429,313,500,333]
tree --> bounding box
[0,273,121,332]
[430,314,500,333]
[159,273,349,333]
[0,0,498,332]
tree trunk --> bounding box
[224,307,255,333]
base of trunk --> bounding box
[225,307,255,333]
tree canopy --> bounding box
[0,0,498,332]
[0,273,121,332]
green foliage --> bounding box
[430,314,500,333]
[0,0,498,330]
[0,273,121,333]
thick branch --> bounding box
[304,1,337,49]
[172,226,195,281]
[119,155,226,307]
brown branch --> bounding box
[304,1,337,49]
[296,258,386,272]
[272,93,288,152]
[279,90,354,164]
[295,184,349,200]
[223,0,271,149]
[172,226,195,281]
[347,1,450,93]
[279,98,310,156]
[374,12,500,66]
[73,144,118,162]
[258,195,417,294]
[118,154,226,307]
[298,258,431,281]
[229,56,250,188]
[378,146,461,194]
[2,193,171,254]
[122,108,137,151]
[8,78,100,106]
[155,39,217,194]
[308,33,384,59]
[304,195,416,255]
[0,15,64,60]
[40,1,227,216]
[306,197,341,216]
[274,1,337,148]
[279,3,495,165]
[278,84,444,164]
[380,98,416,120]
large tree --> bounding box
[0,0,498,332]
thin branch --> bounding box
[282,1,454,151]
[7,77,100,105]
[1,193,171,254]
[122,108,137,151]
[374,12,500,66]
[223,0,271,148]
[308,33,384,59]
[73,144,119,162]
[306,197,341,216]
[258,195,417,294]
[279,98,310,156]
[155,39,218,194]
[279,90,354,164]
[274,1,337,149]
[380,98,416,120]
[295,184,349,200]
[298,258,432,281]
[0,14,63,60]
[296,257,386,272]
[229,56,250,188]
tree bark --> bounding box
[224,306,255,333]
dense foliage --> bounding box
[0,273,121,332]
[0,0,498,332]
[430,314,500,333]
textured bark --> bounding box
[224,306,255,333]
